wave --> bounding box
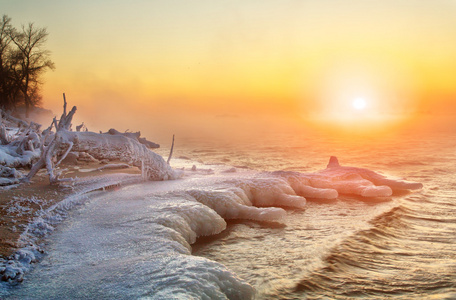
[290,191,456,299]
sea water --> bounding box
[185,117,456,299]
[3,116,456,299]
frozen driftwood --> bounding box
[0,111,8,145]
[0,110,41,169]
[22,95,176,184]
[24,97,77,184]
[0,109,30,129]
[66,131,176,180]
[106,128,160,149]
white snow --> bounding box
[0,145,40,169]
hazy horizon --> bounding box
[4,0,456,143]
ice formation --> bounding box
[186,187,287,221]
[0,110,41,185]
[4,186,255,299]
[275,156,423,199]
[313,156,423,196]
[274,171,339,200]
[0,155,424,298]
[224,177,308,208]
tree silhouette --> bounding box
[0,15,14,110]
[0,15,54,117]
[10,22,54,117]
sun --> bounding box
[352,97,367,110]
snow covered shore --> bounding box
[1,154,423,299]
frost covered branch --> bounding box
[167,134,174,165]
[19,94,177,184]
[105,128,160,149]
[24,96,77,184]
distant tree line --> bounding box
[0,15,54,117]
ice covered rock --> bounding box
[320,156,423,193]
[274,156,422,199]
[145,195,227,245]
[224,177,307,208]
[273,171,339,200]
[187,188,287,222]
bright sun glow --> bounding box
[352,98,367,110]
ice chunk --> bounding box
[273,171,339,200]
[309,172,393,197]
[320,156,423,193]
[225,177,307,208]
[145,196,227,244]
[186,188,286,222]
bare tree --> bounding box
[0,15,14,110]
[10,22,54,117]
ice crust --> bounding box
[0,173,142,284]
[3,183,256,299]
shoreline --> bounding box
[0,161,142,259]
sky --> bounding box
[3,0,456,139]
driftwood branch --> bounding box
[106,128,160,149]
[0,109,29,128]
[167,134,175,165]
[24,94,77,184]
[0,111,9,145]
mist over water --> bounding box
[169,115,456,299]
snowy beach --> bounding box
[1,140,427,299]
[0,161,142,257]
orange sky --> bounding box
[4,1,456,139]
